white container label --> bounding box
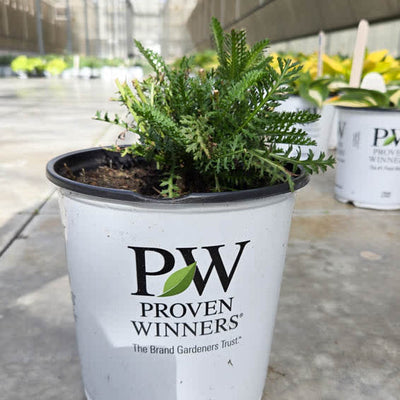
[60,192,295,400]
[335,108,400,209]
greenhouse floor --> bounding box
[0,78,399,400]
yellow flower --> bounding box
[301,53,318,79]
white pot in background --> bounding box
[0,66,13,77]
[127,66,144,81]
[100,66,114,81]
[335,107,400,210]
[91,68,101,79]
[276,95,329,159]
[321,104,339,149]
[100,66,144,82]
[47,147,309,400]
[62,68,80,79]
[100,66,125,81]
[79,67,92,80]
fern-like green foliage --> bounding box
[95,18,335,198]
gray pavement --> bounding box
[0,78,399,400]
[0,78,120,252]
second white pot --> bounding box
[276,95,329,159]
[335,107,400,210]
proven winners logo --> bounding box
[128,241,250,339]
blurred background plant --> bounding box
[5,54,146,78]
[327,86,400,109]
[3,46,400,105]
[269,49,400,107]
[172,49,218,70]
[11,55,46,77]
[44,56,68,76]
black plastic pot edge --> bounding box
[46,147,310,204]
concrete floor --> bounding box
[0,78,399,400]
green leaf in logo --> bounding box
[158,262,197,297]
[384,135,395,145]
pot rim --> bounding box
[46,147,309,204]
[336,105,400,113]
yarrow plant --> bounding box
[95,18,335,198]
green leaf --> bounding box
[384,136,395,145]
[96,18,335,196]
[158,262,197,297]
[389,89,400,108]
[134,39,170,80]
[297,74,330,107]
[211,17,227,73]
[328,87,390,108]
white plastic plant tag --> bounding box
[317,31,325,78]
[349,20,369,88]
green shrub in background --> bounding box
[79,56,104,69]
[45,57,68,76]
[11,55,46,76]
[10,55,29,73]
[62,55,74,69]
[79,56,131,69]
[26,57,46,76]
[172,49,218,70]
[6,54,144,77]
[0,55,15,66]
[103,58,127,67]
[192,49,218,70]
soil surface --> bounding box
[63,152,211,197]
[63,152,277,198]
[74,164,164,197]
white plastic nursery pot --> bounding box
[46,148,309,400]
[335,107,400,210]
[321,104,339,149]
[276,95,329,158]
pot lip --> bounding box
[46,147,310,204]
[336,105,400,113]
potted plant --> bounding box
[11,55,43,78]
[275,70,333,158]
[10,55,30,78]
[0,54,14,77]
[321,49,400,149]
[44,56,68,77]
[79,56,103,79]
[47,18,334,400]
[328,86,400,210]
